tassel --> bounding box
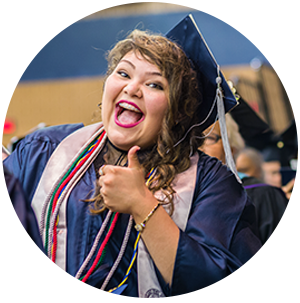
[216,75,242,184]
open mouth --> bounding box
[115,100,145,128]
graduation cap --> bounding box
[166,15,240,181]
[229,93,275,151]
[1,6,18,52]
[262,119,298,167]
[166,15,237,132]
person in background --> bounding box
[261,149,283,188]
[200,113,299,299]
[262,145,295,199]
[2,16,261,297]
[236,147,264,181]
[261,116,299,211]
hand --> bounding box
[281,178,299,206]
[98,146,156,215]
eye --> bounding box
[117,70,129,78]
[147,82,164,90]
[205,134,221,145]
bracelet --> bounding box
[134,203,160,232]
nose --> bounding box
[123,81,142,98]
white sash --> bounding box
[31,122,104,269]
[31,122,198,296]
[137,153,198,297]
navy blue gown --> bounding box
[3,124,261,296]
[1,164,54,299]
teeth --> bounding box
[119,102,141,113]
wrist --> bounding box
[134,202,160,232]
[131,191,159,228]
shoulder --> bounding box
[3,123,85,202]
[243,176,287,196]
[242,176,288,205]
[13,123,85,156]
[195,151,242,193]
[21,123,84,146]
[192,151,248,220]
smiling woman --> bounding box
[3,15,261,297]
[102,50,169,150]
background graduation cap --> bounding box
[166,14,240,181]
[229,93,275,151]
[1,6,18,52]
[229,92,298,167]
[262,120,298,167]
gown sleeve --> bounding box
[162,153,262,296]
[3,123,84,203]
[1,164,54,299]
[1,124,83,299]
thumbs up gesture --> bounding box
[98,146,154,215]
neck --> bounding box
[105,140,128,166]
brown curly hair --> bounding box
[90,29,204,214]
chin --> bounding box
[109,137,131,151]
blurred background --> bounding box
[2,2,295,162]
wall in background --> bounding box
[1,1,299,144]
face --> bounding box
[200,123,226,164]
[101,51,169,151]
[262,161,282,187]
[236,153,262,180]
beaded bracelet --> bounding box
[134,203,160,232]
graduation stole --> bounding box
[31,122,198,296]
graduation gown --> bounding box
[1,164,54,299]
[242,177,299,299]
[3,123,261,297]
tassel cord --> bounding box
[216,74,241,183]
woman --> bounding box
[3,17,261,297]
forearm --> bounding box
[131,193,180,286]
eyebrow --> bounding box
[120,59,163,77]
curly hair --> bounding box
[90,29,204,214]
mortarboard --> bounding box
[229,93,275,151]
[279,116,299,149]
[165,14,237,133]
[262,119,298,167]
[166,15,240,181]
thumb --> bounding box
[128,145,141,169]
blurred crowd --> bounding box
[200,91,297,243]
